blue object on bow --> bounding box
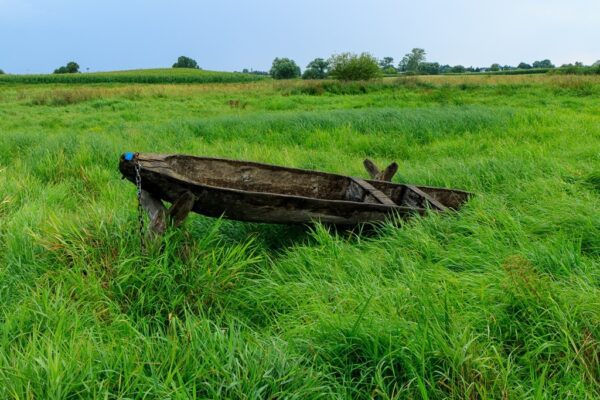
[124,152,135,161]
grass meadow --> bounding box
[0,73,599,399]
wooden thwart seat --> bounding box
[402,185,448,212]
[351,178,396,206]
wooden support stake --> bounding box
[363,159,398,182]
[140,190,196,234]
[168,191,196,228]
[140,190,167,234]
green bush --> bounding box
[550,65,600,75]
[418,62,440,75]
[282,78,439,96]
[533,59,555,68]
[270,58,301,80]
[173,56,200,69]
[54,62,80,74]
[302,58,329,80]
[443,68,551,76]
[327,52,381,81]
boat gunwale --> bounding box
[134,153,472,196]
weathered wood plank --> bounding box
[351,178,396,206]
[403,185,448,212]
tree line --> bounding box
[267,49,600,80]
[265,48,600,80]
[2,53,598,79]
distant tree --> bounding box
[439,64,452,74]
[250,70,270,76]
[379,57,394,69]
[503,65,514,70]
[379,57,396,74]
[398,48,426,72]
[270,58,301,79]
[54,61,80,74]
[0,69,4,75]
[532,59,555,68]
[593,60,600,67]
[418,62,440,75]
[517,62,532,69]
[490,63,501,72]
[241,70,269,76]
[66,62,80,73]
[173,56,199,69]
[575,61,584,67]
[450,65,466,73]
[327,52,380,81]
[302,58,329,80]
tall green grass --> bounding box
[0,75,599,398]
[459,67,552,76]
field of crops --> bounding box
[0,74,599,398]
[0,68,267,84]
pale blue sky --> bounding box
[1,0,598,74]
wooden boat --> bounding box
[119,153,472,229]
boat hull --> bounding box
[119,154,471,225]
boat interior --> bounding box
[164,155,469,209]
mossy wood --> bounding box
[119,153,472,228]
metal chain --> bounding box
[134,155,146,254]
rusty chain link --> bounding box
[133,154,146,254]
